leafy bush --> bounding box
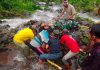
[69,0,100,12]
[0,0,41,18]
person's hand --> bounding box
[24,39,31,46]
[45,44,50,52]
[80,49,86,54]
[46,44,49,49]
[80,49,83,52]
[41,42,46,49]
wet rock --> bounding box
[37,2,46,6]
[0,49,14,65]
[79,21,89,26]
[0,26,16,46]
[0,20,6,24]
[0,65,14,70]
[0,35,9,45]
[0,25,10,29]
[10,29,17,34]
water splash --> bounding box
[13,51,26,62]
[78,12,100,23]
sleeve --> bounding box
[30,32,34,40]
[71,5,76,15]
[27,29,34,40]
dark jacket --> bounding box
[81,42,100,70]
[48,36,61,53]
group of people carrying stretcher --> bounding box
[13,20,80,70]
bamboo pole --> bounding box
[47,60,62,70]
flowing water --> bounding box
[0,4,62,70]
[77,12,100,23]
[0,5,61,29]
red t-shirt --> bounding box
[60,34,80,53]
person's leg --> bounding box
[20,43,30,57]
[37,52,62,70]
[62,51,78,64]
[37,53,52,67]
[62,51,78,70]
[14,41,30,57]
[36,52,46,70]
[71,58,77,70]
[39,52,62,60]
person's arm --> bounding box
[56,8,66,21]
[45,39,50,52]
[41,42,46,50]
[83,41,94,52]
[45,44,50,52]
[41,41,50,52]
[24,39,31,44]
[66,13,76,20]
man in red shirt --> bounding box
[60,29,80,70]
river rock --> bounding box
[0,20,6,24]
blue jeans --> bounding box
[39,52,62,60]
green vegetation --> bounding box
[0,0,100,18]
[69,0,100,13]
[0,0,41,18]
[37,0,100,13]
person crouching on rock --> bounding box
[13,20,38,57]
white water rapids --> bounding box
[1,5,100,29]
